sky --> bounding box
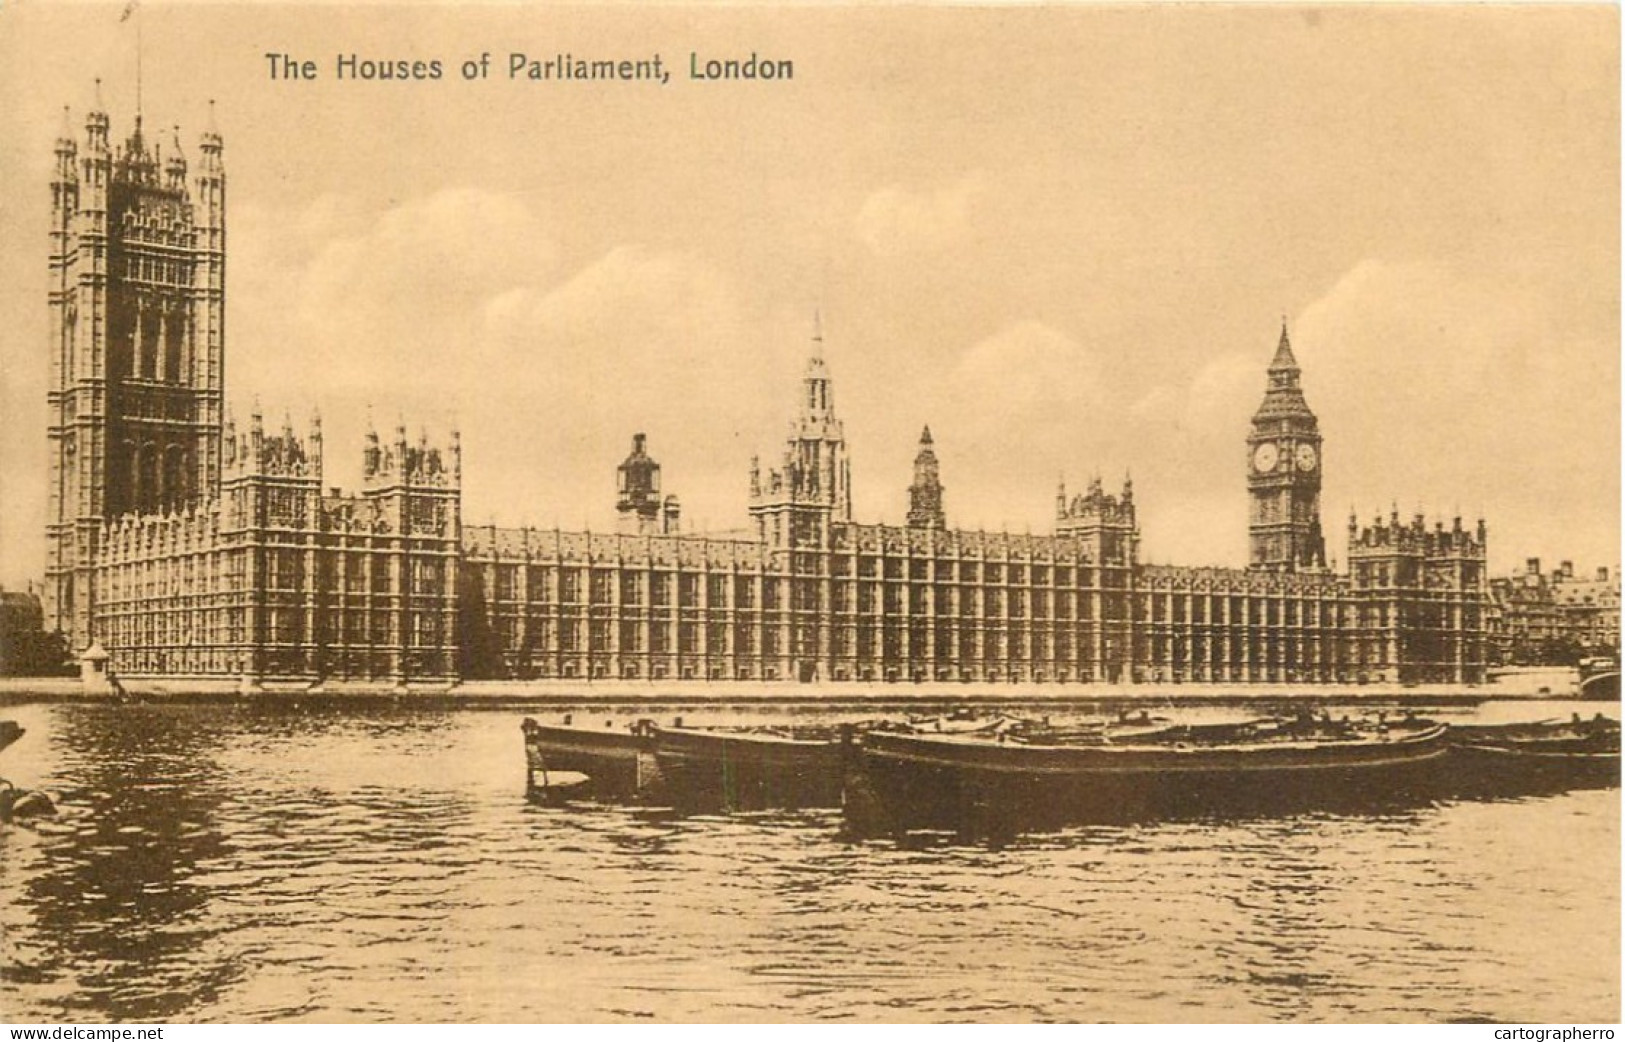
[0,2,1617,587]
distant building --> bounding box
[1489,559,1620,664]
[37,100,1490,687]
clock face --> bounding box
[1295,443,1318,472]
[1252,442,1279,473]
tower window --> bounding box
[165,319,183,382]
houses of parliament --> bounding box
[39,102,1489,689]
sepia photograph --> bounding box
[0,0,1617,1025]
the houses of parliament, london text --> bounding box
[40,102,1489,689]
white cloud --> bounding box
[1132,351,1258,437]
[219,189,779,531]
[854,172,985,258]
[952,319,1099,412]
[1296,257,1618,570]
[916,320,1110,527]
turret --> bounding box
[906,425,946,530]
[616,433,667,534]
[1055,468,1139,566]
[164,125,187,190]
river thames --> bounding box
[0,699,1616,1023]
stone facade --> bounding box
[1489,559,1620,663]
[40,103,1490,687]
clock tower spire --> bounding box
[1247,321,1325,571]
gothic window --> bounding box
[139,307,159,379]
[136,444,158,513]
[163,447,185,508]
[165,314,183,383]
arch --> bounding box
[163,445,186,509]
[138,305,158,380]
[136,443,158,514]
[113,439,135,514]
[164,306,184,383]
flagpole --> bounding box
[119,0,141,118]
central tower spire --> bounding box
[749,316,853,547]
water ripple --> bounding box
[0,702,1616,1022]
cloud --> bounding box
[952,319,1099,412]
[916,321,1108,526]
[222,189,775,531]
[230,188,557,405]
[854,172,985,258]
[1132,351,1258,437]
[1295,257,1618,569]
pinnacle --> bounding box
[1270,320,1299,372]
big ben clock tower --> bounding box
[1247,322,1326,571]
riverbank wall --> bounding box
[0,667,1584,709]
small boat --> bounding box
[849,723,1452,832]
[902,712,1025,736]
[1446,715,1619,795]
[521,717,660,802]
[0,721,23,756]
[651,724,852,811]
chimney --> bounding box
[1527,558,1541,577]
[1599,567,1610,583]
[1561,560,1574,579]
